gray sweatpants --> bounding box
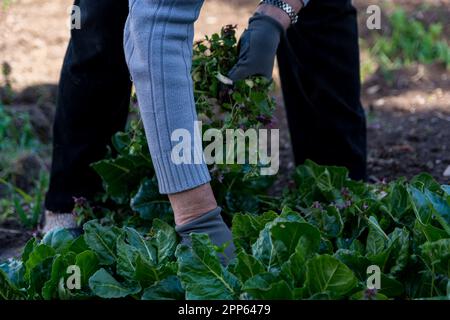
[124,0,210,194]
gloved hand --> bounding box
[228,13,284,82]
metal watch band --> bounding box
[260,0,299,24]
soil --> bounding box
[0,219,33,261]
[0,0,449,260]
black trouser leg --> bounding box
[277,0,367,180]
[45,0,132,212]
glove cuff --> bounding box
[249,12,285,36]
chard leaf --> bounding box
[116,235,139,279]
[24,244,55,281]
[141,276,184,300]
[0,268,25,300]
[68,236,90,254]
[334,249,371,282]
[379,273,404,297]
[228,251,265,283]
[42,228,74,253]
[0,259,25,289]
[243,273,293,300]
[414,220,448,242]
[351,290,388,300]
[176,233,240,300]
[420,239,450,276]
[130,177,172,221]
[89,268,141,299]
[232,211,277,252]
[411,173,441,193]
[424,189,450,235]
[42,252,76,300]
[92,155,151,204]
[304,255,358,299]
[152,219,177,264]
[75,250,99,288]
[387,228,410,276]
[21,238,37,264]
[408,185,433,224]
[381,182,410,220]
[134,255,176,288]
[28,257,54,298]
[442,185,450,197]
[123,227,156,265]
[83,221,120,265]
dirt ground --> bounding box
[0,0,449,260]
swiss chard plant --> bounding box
[1,162,449,300]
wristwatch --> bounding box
[259,0,304,25]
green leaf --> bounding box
[228,251,265,283]
[270,221,321,264]
[134,255,161,287]
[387,228,410,276]
[123,227,157,265]
[152,219,177,265]
[0,268,25,300]
[28,257,54,298]
[89,268,141,299]
[176,233,240,300]
[415,220,448,242]
[68,236,90,254]
[351,290,388,300]
[83,221,120,265]
[92,155,151,204]
[366,217,391,268]
[0,259,25,289]
[21,238,37,264]
[424,189,450,235]
[334,249,371,281]
[24,244,55,281]
[232,211,277,252]
[75,250,99,288]
[243,273,293,300]
[408,185,433,224]
[442,185,450,197]
[420,239,450,275]
[411,173,441,193]
[304,206,343,238]
[116,235,139,279]
[304,255,358,299]
[379,274,404,298]
[42,253,75,300]
[42,228,75,253]
[130,178,172,221]
[381,182,410,220]
[141,276,184,300]
[134,255,176,289]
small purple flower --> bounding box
[312,201,322,209]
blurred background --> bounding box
[0,0,449,258]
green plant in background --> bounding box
[0,104,42,176]
[371,8,450,70]
[0,62,14,105]
[0,171,48,229]
[0,103,48,229]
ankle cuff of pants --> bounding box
[153,152,211,194]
